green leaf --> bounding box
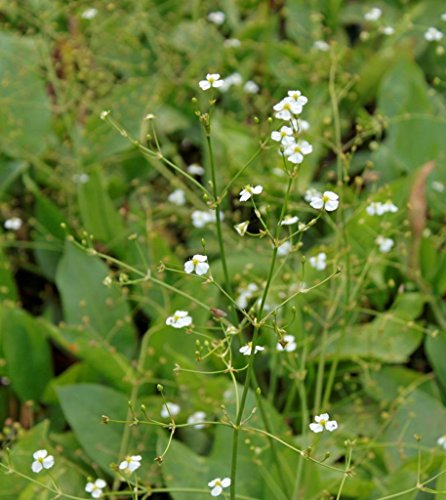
[55,241,136,357]
[0,33,52,157]
[425,332,446,396]
[77,167,126,248]
[57,384,154,475]
[1,307,53,402]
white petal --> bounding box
[95,479,107,488]
[33,449,47,459]
[92,490,102,499]
[195,262,209,275]
[271,131,282,142]
[324,199,339,212]
[208,479,219,487]
[42,456,54,469]
[319,413,330,421]
[252,185,263,194]
[326,420,338,431]
[118,460,128,470]
[310,197,324,209]
[324,190,339,200]
[199,80,211,90]
[184,261,195,273]
[85,483,94,493]
[309,423,324,433]
[211,485,223,496]
[221,477,231,487]
[31,461,43,473]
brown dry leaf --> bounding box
[408,160,435,275]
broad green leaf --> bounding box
[77,167,126,249]
[0,33,52,157]
[1,307,53,402]
[55,241,136,357]
[57,384,155,476]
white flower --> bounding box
[291,118,310,132]
[199,73,224,91]
[81,8,98,19]
[438,435,446,450]
[239,185,263,202]
[31,449,54,473]
[73,173,89,183]
[208,477,231,497]
[284,140,313,164]
[85,479,107,499]
[161,402,181,418]
[277,334,297,352]
[4,217,22,231]
[364,7,382,21]
[166,310,193,328]
[234,221,249,236]
[239,342,265,356]
[425,27,443,42]
[271,126,293,143]
[187,411,206,429]
[309,252,327,271]
[208,11,225,25]
[366,201,398,216]
[243,80,259,94]
[287,90,309,106]
[309,413,338,433]
[187,163,205,175]
[273,97,306,120]
[220,72,243,92]
[304,188,321,202]
[191,210,221,228]
[236,283,258,309]
[375,236,394,253]
[168,189,186,206]
[277,241,292,256]
[281,215,299,226]
[118,455,142,473]
[381,26,395,35]
[432,180,445,192]
[442,13,446,22]
[224,38,241,48]
[313,40,330,51]
[309,191,339,212]
[184,254,209,275]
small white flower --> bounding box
[271,125,293,143]
[239,185,263,202]
[85,479,107,499]
[161,402,181,418]
[438,435,446,450]
[4,217,22,231]
[208,11,225,25]
[425,27,443,42]
[208,477,231,497]
[291,118,310,132]
[381,26,395,35]
[224,38,241,48]
[226,325,239,335]
[220,72,243,92]
[432,180,445,192]
[284,140,313,164]
[73,173,89,183]
[118,455,142,473]
[382,201,398,213]
[187,411,206,429]
[239,342,265,356]
[187,163,205,175]
[304,188,321,202]
[234,221,249,236]
[184,254,209,275]
[81,8,98,20]
[243,80,259,94]
[281,215,299,226]
[364,7,382,22]
[366,201,398,216]
[375,236,394,253]
[166,310,193,328]
[273,97,306,120]
[277,334,297,352]
[442,13,446,22]
[313,40,330,51]
[236,283,258,309]
[309,252,327,271]
[277,241,292,257]
[31,449,54,473]
[191,210,220,228]
[199,73,224,91]
[309,191,339,212]
[287,90,309,106]
[168,189,186,206]
[309,413,338,433]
